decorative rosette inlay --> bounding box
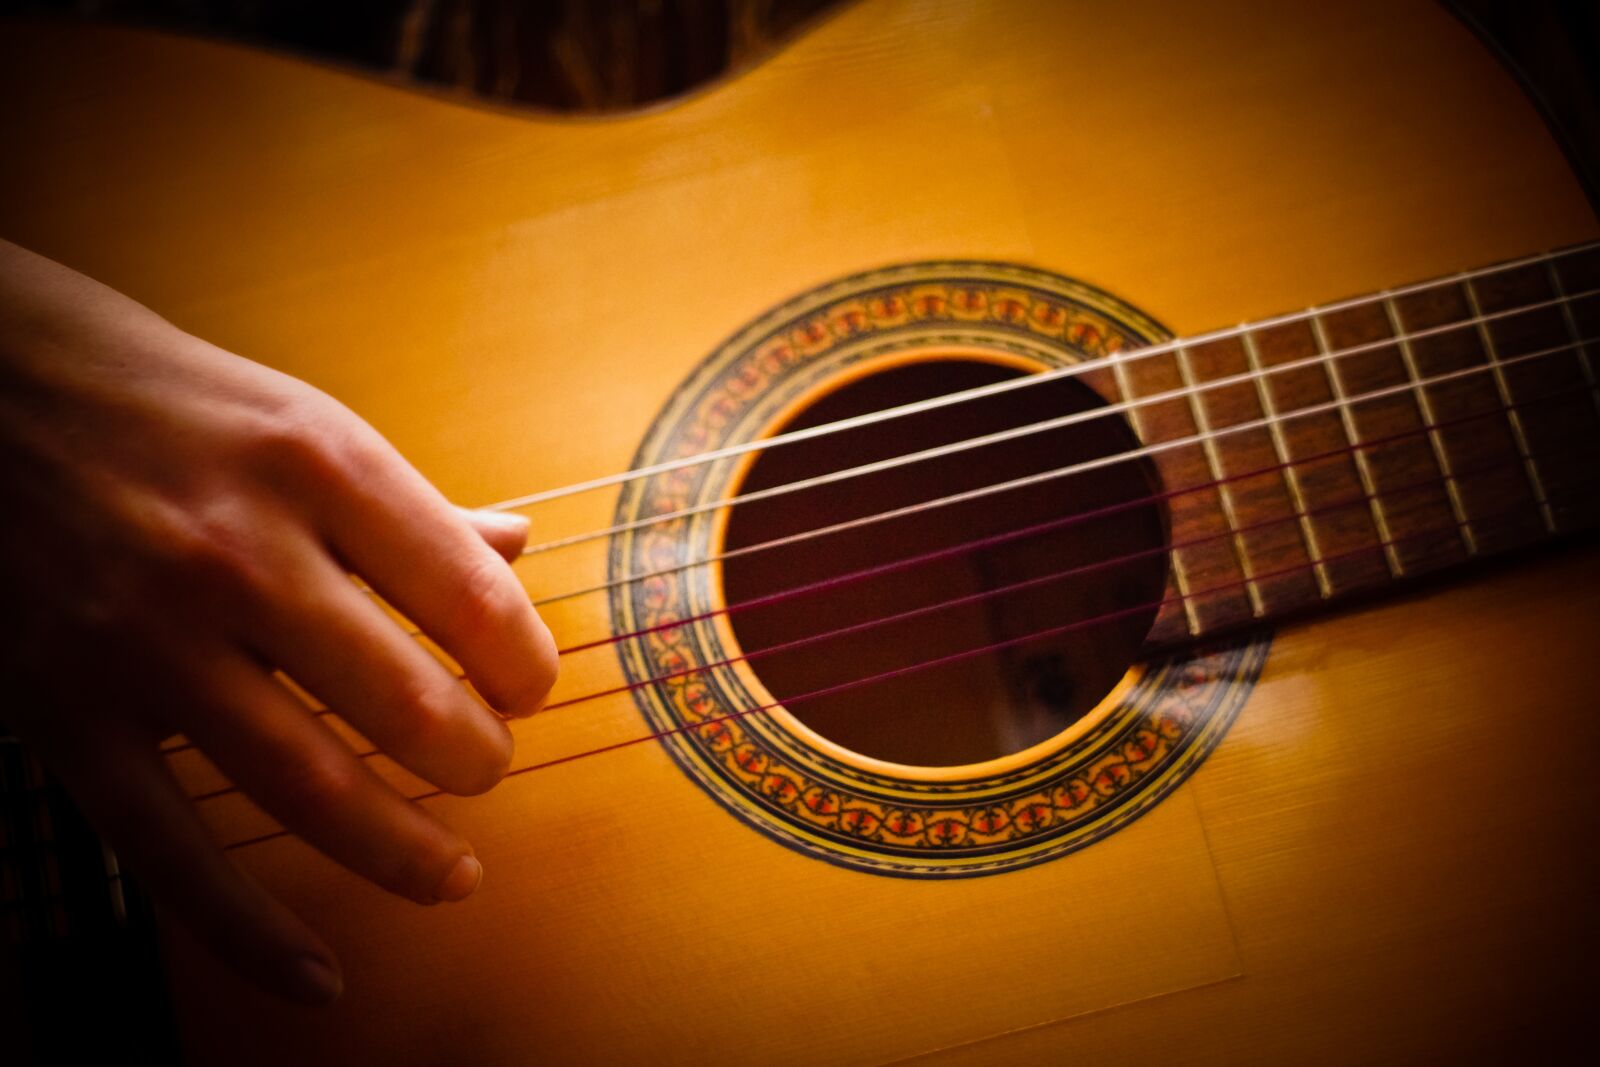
[609,262,1268,877]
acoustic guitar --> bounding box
[2,1,1597,1062]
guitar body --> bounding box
[3,1,1598,1062]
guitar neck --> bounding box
[1131,242,1600,648]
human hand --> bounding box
[0,239,558,1004]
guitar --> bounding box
[3,1,1598,1062]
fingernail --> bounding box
[479,510,529,534]
[292,954,344,1004]
[433,854,483,903]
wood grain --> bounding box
[2,0,1598,1062]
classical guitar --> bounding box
[2,1,1598,1062]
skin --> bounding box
[0,239,559,1005]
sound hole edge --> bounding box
[717,354,1171,770]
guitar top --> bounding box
[2,1,1597,1063]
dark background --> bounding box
[0,2,1593,200]
[0,2,1595,1063]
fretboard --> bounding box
[1114,242,1600,646]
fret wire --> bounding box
[1382,296,1476,556]
[1240,330,1331,598]
[1109,349,1201,635]
[1173,345,1264,617]
[1460,278,1555,532]
[1546,258,1600,420]
[1310,314,1402,577]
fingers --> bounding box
[251,544,512,796]
[311,429,557,718]
[458,506,529,563]
[178,645,484,911]
[42,720,344,1005]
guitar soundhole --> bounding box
[721,358,1168,767]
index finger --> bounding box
[311,422,558,718]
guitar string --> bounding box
[190,464,1443,785]
[515,333,1600,609]
[531,444,1600,715]
[5,482,1575,881]
[444,445,1597,720]
[183,435,1595,801]
[209,431,1587,783]
[511,289,1600,558]
[552,407,1511,656]
[484,241,1600,514]
[212,487,1594,854]
[322,277,1600,640]
[157,371,1591,759]
[519,378,1593,657]
[5,487,1570,892]
[152,426,1347,758]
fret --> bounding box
[1109,350,1201,639]
[1240,329,1331,598]
[1248,318,1390,596]
[1382,296,1477,556]
[1386,281,1546,554]
[1108,345,1259,636]
[1172,335,1321,618]
[1173,345,1264,618]
[1468,253,1600,533]
[1310,314,1403,578]
[1460,276,1555,532]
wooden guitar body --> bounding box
[2,1,1597,1062]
